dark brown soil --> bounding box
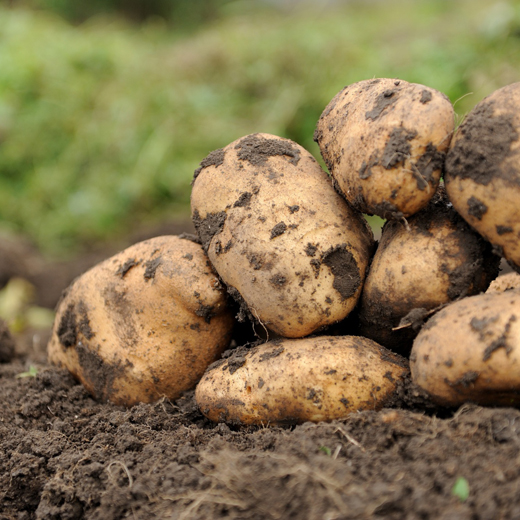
[1,226,520,519]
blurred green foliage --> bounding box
[0,0,520,255]
[4,0,232,27]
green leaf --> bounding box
[15,365,39,379]
[319,446,331,456]
[452,476,470,502]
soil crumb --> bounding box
[446,98,519,186]
[321,245,361,300]
[235,134,301,166]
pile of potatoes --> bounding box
[48,78,520,423]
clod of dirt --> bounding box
[234,134,301,166]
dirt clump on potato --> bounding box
[487,272,520,293]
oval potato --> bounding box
[191,133,374,338]
[410,290,520,407]
[358,187,500,355]
[195,335,408,425]
[445,82,520,272]
[48,235,234,406]
[315,78,454,219]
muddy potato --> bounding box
[191,133,374,338]
[445,82,520,272]
[47,236,234,406]
[410,290,520,407]
[196,335,408,425]
[358,187,500,355]
[314,78,455,219]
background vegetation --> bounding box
[1,0,520,256]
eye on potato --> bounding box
[445,82,520,272]
[314,78,455,219]
[358,187,500,355]
[410,290,520,407]
[195,335,408,425]
[47,235,234,406]
[191,133,374,338]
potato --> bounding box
[195,335,408,425]
[191,133,374,338]
[47,236,234,406]
[410,290,520,407]
[314,78,455,219]
[358,187,500,355]
[445,82,520,272]
[487,272,520,293]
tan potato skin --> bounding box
[315,78,454,219]
[195,336,408,425]
[358,190,499,354]
[445,83,520,272]
[191,133,374,338]
[47,236,234,406]
[410,290,520,407]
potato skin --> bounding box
[410,290,520,407]
[47,236,234,406]
[191,133,374,338]
[358,188,500,355]
[445,82,520,272]
[315,78,454,219]
[195,335,408,425]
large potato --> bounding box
[47,236,234,406]
[196,335,408,425]
[410,290,520,407]
[191,133,374,338]
[314,78,455,219]
[358,187,500,355]
[445,82,520,272]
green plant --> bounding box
[0,1,519,255]
[451,476,470,502]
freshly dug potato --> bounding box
[358,187,500,355]
[191,133,374,338]
[47,236,234,406]
[487,272,520,293]
[445,82,520,272]
[196,335,408,425]
[314,78,455,219]
[410,290,520,407]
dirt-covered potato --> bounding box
[47,236,234,406]
[410,290,520,407]
[314,78,455,219]
[196,335,408,425]
[191,133,374,338]
[445,82,520,272]
[358,187,500,355]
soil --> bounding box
[1,223,520,519]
